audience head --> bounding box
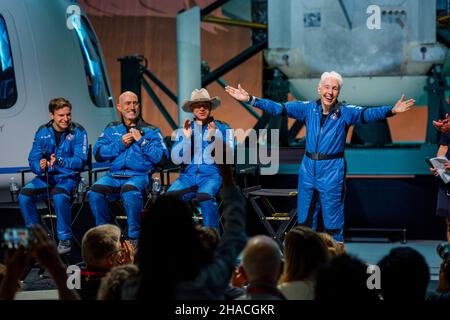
[240,235,283,286]
[136,195,209,299]
[318,232,344,257]
[280,227,330,283]
[82,224,122,270]
[315,254,380,301]
[97,264,139,300]
[378,246,430,301]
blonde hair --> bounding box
[97,264,139,300]
[317,232,343,257]
[280,226,329,283]
[82,224,121,268]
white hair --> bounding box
[319,71,343,88]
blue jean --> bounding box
[167,173,222,228]
[88,174,148,239]
[18,176,77,241]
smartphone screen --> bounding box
[0,228,30,250]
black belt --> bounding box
[306,151,344,160]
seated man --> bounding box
[88,91,168,244]
[168,88,234,229]
[18,97,88,254]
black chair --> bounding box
[238,165,298,247]
[19,144,93,249]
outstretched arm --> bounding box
[225,84,308,121]
[344,94,415,126]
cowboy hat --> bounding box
[182,88,221,113]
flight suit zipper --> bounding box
[314,109,329,176]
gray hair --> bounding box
[319,71,343,88]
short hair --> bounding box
[319,71,343,88]
[97,264,139,300]
[82,224,121,268]
[315,254,380,301]
[378,247,430,301]
[242,235,282,283]
[48,97,72,114]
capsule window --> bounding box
[73,16,113,108]
[0,15,17,109]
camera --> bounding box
[437,242,450,262]
[0,228,32,250]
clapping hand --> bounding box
[433,113,450,133]
[129,128,142,142]
[205,121,217,141]
[122,133,134,146]
[182,118,193,138]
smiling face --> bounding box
[191,102,212,121]
[50,106,72,132]
[318,77,341,110]
[117,92,140,124]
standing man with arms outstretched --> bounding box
[225,71,414,242]
[19,97,88,254]
[88,91,168,246]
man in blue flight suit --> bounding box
[88,91,168,245]
[19,97,88,254]
[168,88,234,229]
[226,71,415,242]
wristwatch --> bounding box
[57,157,63,166]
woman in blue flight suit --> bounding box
[168,88,234,229]
[225,72,414,242]
[19,98,88,254]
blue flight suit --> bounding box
[168,118,233,228]
[252,98,396,241]
[88,119,168,239]
[19,121,88,241]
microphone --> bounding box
[42,151,47,172]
